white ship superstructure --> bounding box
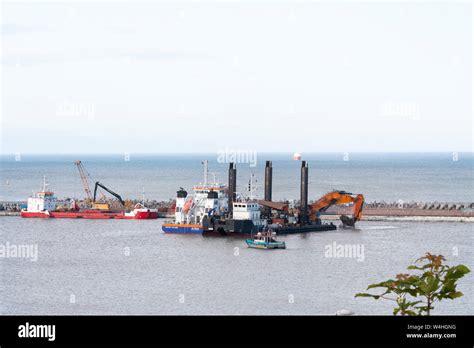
[163,161,229,233]
[26,176,57,213]
[232,201,266,228]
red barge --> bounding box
[21,177,158,220]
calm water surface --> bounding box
[1,218,472,315]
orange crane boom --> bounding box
[309,191,365,227]
[74,160,93,201]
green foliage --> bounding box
[355,253,470,316]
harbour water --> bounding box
[0,218,472,315]
[0,153,473,315]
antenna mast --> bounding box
[248,172,258,200]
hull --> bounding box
[245,239,286,249]
[162,223,203,234]
[126,211,159,219]
[275,223,337,234]
[202,230,250,238]
[20,210,158,220]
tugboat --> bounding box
[245,229,286,250]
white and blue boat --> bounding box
[162,160,229,234]
[245,231,286,250]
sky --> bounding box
[1,1,472,154]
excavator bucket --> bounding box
[340,215,356,227]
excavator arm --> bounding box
[93,181,125,207]
[309,191,364,227]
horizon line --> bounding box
[1,151,473,156]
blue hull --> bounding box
[162,225,203,234]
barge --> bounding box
[21,177,158,219]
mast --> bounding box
[210,172,218,186]
[248,172,257,200]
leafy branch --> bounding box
[355,253,470,316]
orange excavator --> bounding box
[309,191,364,227]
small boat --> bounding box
[245,230,286,250]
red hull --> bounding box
[20,210,158,220]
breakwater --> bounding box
[2,199,473,222]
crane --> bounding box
[309,191,365,227]
[74,160,126,210]
[93,181,125,210]
[74,160,93,201]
